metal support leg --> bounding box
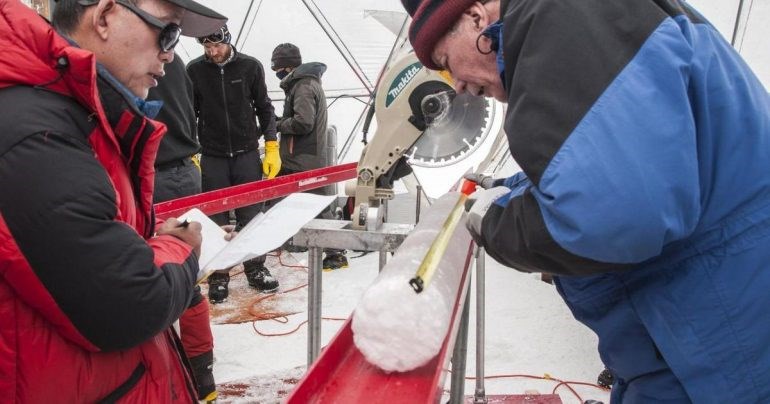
[449,281,472,403]
[379,197,389,272]
[416,184,423,224]
[307,247,323,365]
[293,219,413,365]
[474,248,488,403]
[382,198,389,223]
[378,250,387,272]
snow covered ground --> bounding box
[207,242,610,403]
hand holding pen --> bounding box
[156,217,202,257]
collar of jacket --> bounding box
[205,44,237,67]
[279,62,326,91]
[278,70,295,90]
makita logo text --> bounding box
[385,63,422,107]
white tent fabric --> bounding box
[175,1,410,168]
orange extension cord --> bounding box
[238,250,347,336]
[248,251,609,401]
[461,372,609,402]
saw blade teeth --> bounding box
[408,95,498,168]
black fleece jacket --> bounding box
[187,46,277,157]
[149,55,199,166]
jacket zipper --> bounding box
[220,67,233,157]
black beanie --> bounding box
[271,43,302,71]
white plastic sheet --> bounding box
[178,193,335,280]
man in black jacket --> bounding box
[187,25,280,303]
[271,43,348,271]
[151,55,202,202]
[148,54,217,403]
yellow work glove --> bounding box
[191,153,201,172]
[262,140,281,179]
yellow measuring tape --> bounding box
[408,194,468,293]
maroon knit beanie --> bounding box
[401,0,478,70]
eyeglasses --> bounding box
[196,27,227,44]
[77,0,181,52]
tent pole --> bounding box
[730,0,753,50]
[301,0,374,95]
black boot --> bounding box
[207,272,230,304]
[322,252,348,271]
[244,261,279,293]
[597,367,614,388]
[189,350,217,402]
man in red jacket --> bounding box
[0,0,225,402]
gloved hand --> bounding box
[464,186,509,245]
[463,172,498,189]
[191,153,201,173]
[262,140,281,179]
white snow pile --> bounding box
[352,193,471,372]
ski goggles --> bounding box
[77,0,181,52]
[196,27,228,44]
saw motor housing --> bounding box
[346,53,456,230]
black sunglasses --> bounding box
[77,0,181,52]
[196,27,226,44]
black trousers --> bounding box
[153,158,201,204]
[201,150,266,266]
[201,150,264,226]
[278,167,342,255]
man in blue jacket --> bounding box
[401,0,770,402]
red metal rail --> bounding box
[286,241,475,404]
[154,162,357,220]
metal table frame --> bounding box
[292,218,413,364]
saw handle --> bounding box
[460,179,477,196]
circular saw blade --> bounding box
[408,93,491,167]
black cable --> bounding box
[327,94,370,108]
[360,98,376,145]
